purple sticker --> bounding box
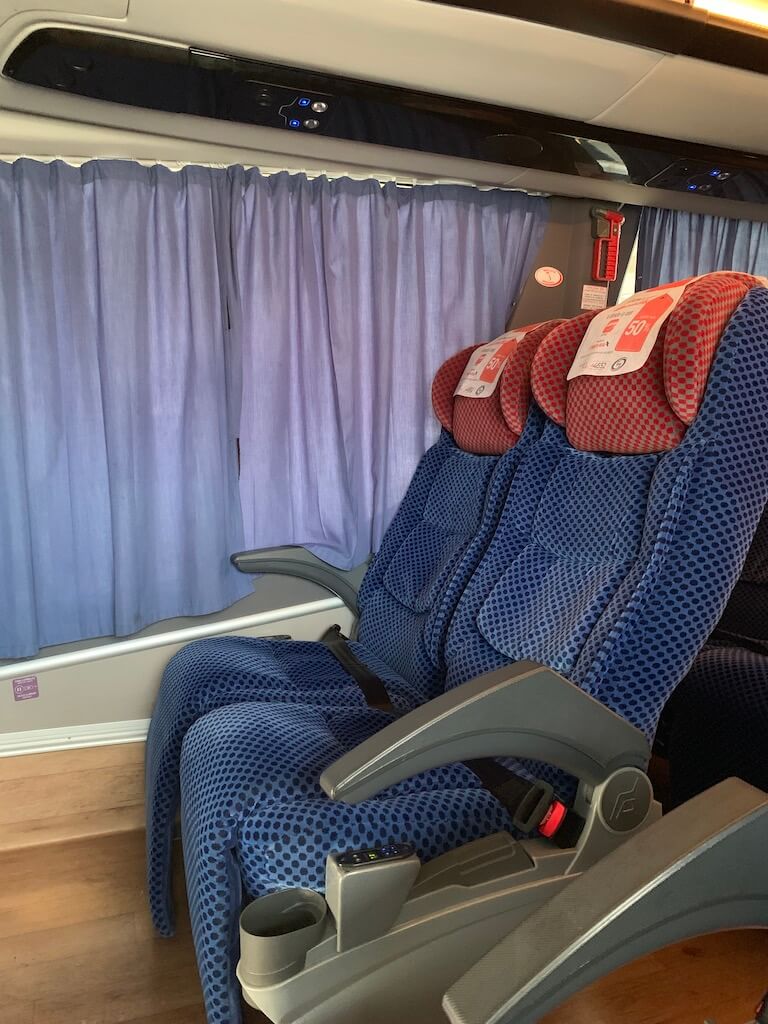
[12,675,39,701]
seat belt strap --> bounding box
[321,625,395,713]
[319,625,582,841]
[464,759,556,834]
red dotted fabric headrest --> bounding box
[531,273,764,455]
[432,320,562,455]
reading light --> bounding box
[690,0,768,31]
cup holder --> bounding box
[239,888,328,986]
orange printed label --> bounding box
[454,332,523,398]
[568,283,688,380]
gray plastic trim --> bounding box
[320,663,650,803]
[231,546,368,619]
[325,849,421,952]
[239,888,329,987]
[238,842,576,1024]
[237,789,657,1024]
[443,778,768,1024]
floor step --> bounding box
[0,741,145,851]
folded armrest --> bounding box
[231,546,368,618]
[443,777,768,1024]
[320,662,649,803]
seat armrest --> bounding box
[231,546,368,619]
[319,662,649,803]
[443,777,768,1024]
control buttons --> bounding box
[335,843,415,867]
[280,94,330,132]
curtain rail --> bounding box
[0,154,542,192]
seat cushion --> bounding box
[179,700,512,1024]
[145,633,426,935]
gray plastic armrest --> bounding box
[444,777,768,1024]
[231,546,368,618]
[320,662,649,803]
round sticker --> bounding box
[534,266,564,288]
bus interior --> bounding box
[2,2,768,1022]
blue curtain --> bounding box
[233,172,547,569]
[0,161,545,658]
[637,206,768,289]
[0,161,249,659]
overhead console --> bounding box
[5,26,768,207]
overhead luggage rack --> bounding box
[6,26,768,205]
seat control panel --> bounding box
[334,843,415,868]
[326,843,420,952]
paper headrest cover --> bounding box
[432,320,561,455]
[531,273,764,454]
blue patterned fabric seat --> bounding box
[666,509,768,805]
[145,321,561,935]
[176,276,768,1024]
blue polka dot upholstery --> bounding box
[180,702,512,1024]
[707,503,768,647]
[665,500,768,805]
[145,325,559,936]
[175,284,768,1024]
[666,643,768,806]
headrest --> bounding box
[432,321,562,455]
[531,272,766,455]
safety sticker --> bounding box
[12,676,38,701]
[567,282,688,380]
[581,284,609,310]
[534,267,564,288]
[454,332,523,398]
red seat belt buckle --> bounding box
[538,799,567,838]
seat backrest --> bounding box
[357,320,561,700]
[710,503,768,650]
[442,273,768,763]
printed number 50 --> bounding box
[623,319,649,337]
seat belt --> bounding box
[320,625,583,842]
[321,625,396,713]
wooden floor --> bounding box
[0,743,145,853]
[1,825,767,1024]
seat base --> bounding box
[238,783,662,1024]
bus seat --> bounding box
[666,509,768,805]
[177,274,768,1024]
[145,319,564,936]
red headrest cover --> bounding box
[531,273,764,454]
[432,321,562,455]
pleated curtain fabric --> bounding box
[232,171,548,569]
[0,160,547,657]
[0,160,249,658]
[637,206,768,289]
